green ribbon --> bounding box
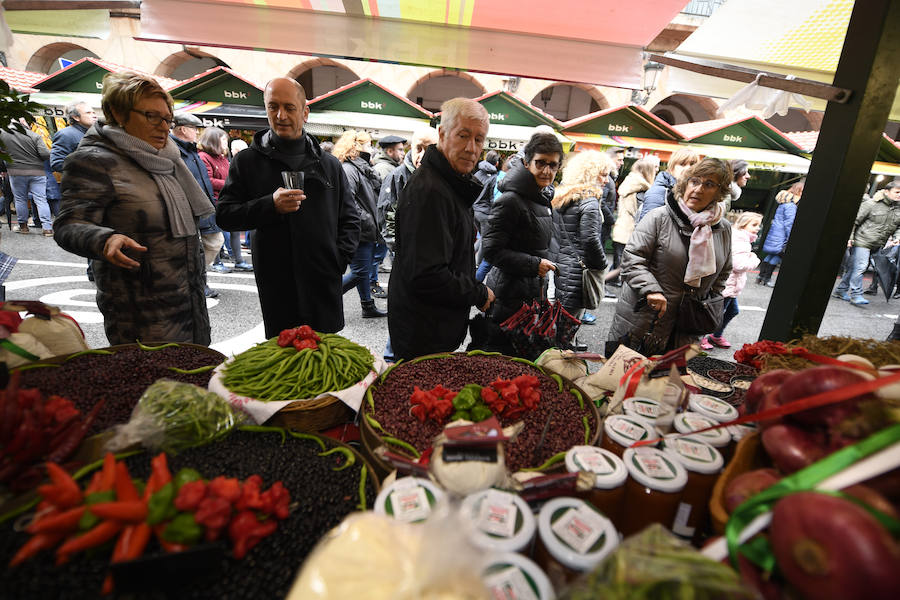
[725,423,900,571]
[0,338,39,361]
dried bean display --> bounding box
[16,346,224,437]
[367,353,597,472]
[0,428,376,600]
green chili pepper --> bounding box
[166,364,217,374]
[239,425,287,445]
[382,436,421,458]
[64,349,115,361]
[12,363,61,372]
[356,465,368,511]
[570,387,585,410]
[364,413,384,433]
[319,446,356,471]
[136,340,180,351]
[520,451,567,472]
[549,373,564,393]
[162,513,203,545]
[147,482,177,525]
[286,429,326,451]
[173,468,203,490]
[583,415,591,444]
[410,353,451,364]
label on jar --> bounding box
[483,566,539,600]
[477,490,518,538]
[611,417,647,441]
[684,414,715,432]
[389,482,431,522]
[573,450,616,475]
[633,453,677,480]
[551,505,606,554]
[695,396,732,416]
[672,502,695,537]
[631,399,660,418]
[674,438,716,463]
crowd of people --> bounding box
[7,69,899,358]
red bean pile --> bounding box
[370,354,596,472]
[18,346,224,437]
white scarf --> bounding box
[100,125,213,237]
[678,199,724,287]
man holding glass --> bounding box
[217,77,360,337]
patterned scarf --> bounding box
[678,198,724,287]
[99,125,213,237]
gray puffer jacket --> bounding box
[54,124,211,346]
[607,193,732,355]
[851,191,900,250]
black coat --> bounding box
[216,130,360,337]
[553,192,607,311]
[472,160,498,229]
[483,164,555,322]
[387,145,489,361]
[342,156,382,243]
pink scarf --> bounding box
[678,199,724,287]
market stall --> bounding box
[167,66,268,133]
[562,104,685,161]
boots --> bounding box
[361,299,387,318]
[756,261,775,285]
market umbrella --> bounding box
[872,245,900,302]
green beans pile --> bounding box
[222,334,374,402]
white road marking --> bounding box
[211,322,266,357]
[38,288,99,307]
[741,305,766,312]
[11,260,256,279]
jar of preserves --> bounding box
[623,396,676,434]
[481,552,555,600]
[620,447,688,537]
[460,488,536,554]
[564,445,627,530]
[600,414,658,458]
[688,394,739,423]
[373,476,444,523]
[673,412,733,461]
[662,436,724,544]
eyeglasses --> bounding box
[131,109,175,128]
[687,177,722,191]
[532,159,561,172]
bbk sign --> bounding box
[489,112,507,122]
[200,116,231,128]
[361,100,384,111]
[224,90,248,100]
[486,139,520,151]
[607,124,631,133]
[95,81,103,90]
[724,134,744,143]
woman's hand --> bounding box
[645,292,667,316]
[103,234,147,270]
[537,259,557,277]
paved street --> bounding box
[1,227,894,361]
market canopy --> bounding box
[32,57,178,93]
[173,100,266,130]
[663,0,900,121]
[137,0,687,90]
[167,66,263,106]
[676,116,806,154]
[785,130,900,176]
[561,104,685,161]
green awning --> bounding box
[308,79,432,120]
[561,104,683,139]
[677,116,806,154]
[168,66,263,106]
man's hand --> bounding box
[537,259,556,277]
[273,187,306,214]
[103,234,147,270]
[646,292,667,316]
[480,286,495,312]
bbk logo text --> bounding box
[608,124,631,133]
[361,101,384,110]
[724,134,744,143]
[489,113,507,121]
[224,90,248,99]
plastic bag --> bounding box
[717,73,812,119]
[289,508,491,599]
[104,379,243,454]
[560,524,755,599]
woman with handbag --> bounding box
[606,158,733,356]
[551,150,613,350]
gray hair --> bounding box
[66,101,90,125]
[439,98,488,135]
[410,126,438,146]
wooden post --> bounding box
[759,0,900,341]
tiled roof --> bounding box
[0,65,45,93]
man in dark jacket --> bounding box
[217,78,360,337]
[371,134,405,181]
[50,102,96,174]
[388,98,494,361]
[171,112,224,297]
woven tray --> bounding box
[708,432,766,534]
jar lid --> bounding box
[662,436,724,474]
[623,396,662,420]
[603,414,658,449]
[373,476,444,523]
[537,497,619,572]
[460,489,536,553]
[673,412,731,447]
[727,423,757,443]
[622,447,688,492]
[481,552,555,600]
[565,446,627,489]
[688,394,739,423]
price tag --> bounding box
[389,482,431,522]
[612,418,646,440]
[674,438,715,462]
[477,490,518,538]
[551,505,606,554]
[574,450,615,475]
[483,566,539,600]
[635,453,677,479]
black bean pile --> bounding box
[370,354,596,472]
[0,428,376,600]
[18,346,224,437]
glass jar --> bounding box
[620,447,688,537]
[482,552,555,600]
[673,412,733,461]
[373,476,444,523]
[460,488,536,554]
[564,445,627,531]
[688,394,739,423]
[661,436,724,544]
[623,396,676,434]
[600,414,658,458]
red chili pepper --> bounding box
[27,506,87,534]
[150,453,172,486]
[113,462,139,502]
[207,476,241,504]
[57,520,122,556]
[97,453,116,492]
[228,510,277,559]
[174,480,208,512]
[89,501,148,523]
[46,398,106,464]
[8,532,64,567]
[194,496,232,540]
[102,522,152,595]
[292,337,318,351]
[236,475,264,511]
[38,463,83,508]
[3,406,34,457]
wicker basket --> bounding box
[708,432,767,534]
[267,396,357,432]
[360,353,602,480]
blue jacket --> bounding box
[762,191,799,255]
[50,123,89,172]
[172,135,219,234]
[637,170,676,223]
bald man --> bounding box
[217,78,361,336]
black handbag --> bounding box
[676,289,724,336]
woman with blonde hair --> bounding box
[551,150,612,348]
[610,157,658,285]
[759,179,804,286]
[334,129,387,317]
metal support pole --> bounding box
[759,0,900,341]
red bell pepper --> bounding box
[236,475,264,511]
[260,481,291,520]
[228,510,277,559]
[207,476,241,504]
[174,480,208,512]
[194,496,232,541]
